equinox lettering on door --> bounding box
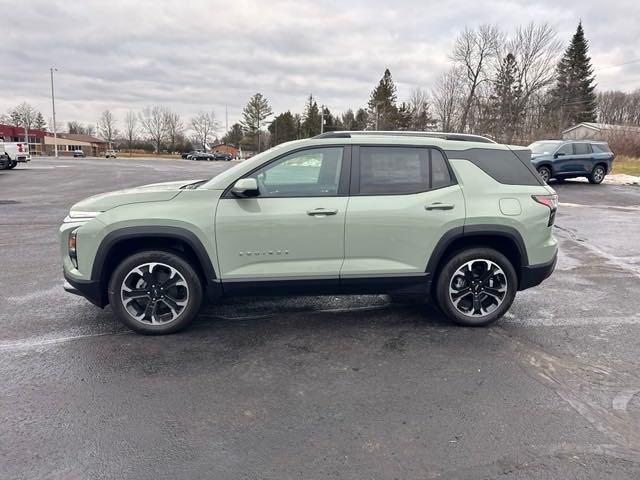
[239,250,289,256]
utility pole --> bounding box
[320,104,325,134]
[50,67,58,158]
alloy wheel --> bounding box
[448,259,508,317]
[120,262,189,325]
[593,166,605,182]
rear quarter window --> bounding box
[592,143,611,153]
[446,148,543,186]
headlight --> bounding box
[64,211,101,223]
[69,210,100,219]
[68,229,79,268]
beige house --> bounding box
[44,133,109,157]
[562,122,640,141]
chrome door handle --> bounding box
[425,202,454,211]
[307,208,338,216]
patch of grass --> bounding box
[612,156,640,176]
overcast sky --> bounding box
[2,0,639,133]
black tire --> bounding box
[537,166,551,184]
[588,164,606,184]
[7,161,17,169]
[435,247,518,327]
[108,250,203,334]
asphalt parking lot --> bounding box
[2,156,640,479]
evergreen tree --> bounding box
[367,68,399,130]
[340,109,356,130]
[241,93,273,151]
[223,123,244,148]
[268,111,298,146]
[301,94,321,138]
[396,102,413,130]
[34,111,47,130]
[488,53,523,143]
[551,22,597,132]
[354,108,368,130]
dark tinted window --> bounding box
[592,143,611,153]
[573,143,592,155]
[556,143,573,155]
[431,149,452,188]
[359,147,429,194]
[445,148,542,186]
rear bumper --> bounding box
[64,272,106,308]
[519,251,557,290]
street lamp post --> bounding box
[50,67,58,158]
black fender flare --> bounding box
[91,225,217,284]
[425,224,529,276]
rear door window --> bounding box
[359,147,429,195]
[573,143,592,155]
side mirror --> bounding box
[554,152,565,158]
[231,177,259,197]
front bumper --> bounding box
[64,272,106,307]
[519,251,558,290]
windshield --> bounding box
[528,142,561,154]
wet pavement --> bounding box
[1,157,640,479]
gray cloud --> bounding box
[2,0,639,131]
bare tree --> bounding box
[191,111,219,151]
[408,88,433,130]
[164,110,184,153]
[10,102,38,132]
[139,106,169,153]
[432,66,465,132]
[451,24,501,132]
[124,111,138,155]
[97,110,117,145]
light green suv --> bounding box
[61,132,558,334]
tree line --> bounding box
[3,21,639,155]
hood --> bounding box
[70,179,204,213]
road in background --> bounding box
[2,157,640,479]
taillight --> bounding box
[532,194,558,226]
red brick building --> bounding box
[0,124,47,155]
[210,143,239,158]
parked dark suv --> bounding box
[528,140,614,184]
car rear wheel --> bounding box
[435,248,517,327]
[537,166,551,183]
[108,251,203,334]
[588,164,606,184]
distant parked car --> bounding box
[181,151,201,159]
[528,140,615,184]
[105,150,117,158]
[213,152,233,161]
[73,150,86,158]
[190,152,215,161]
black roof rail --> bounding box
[313,132,352,139]
[313,131,496,143]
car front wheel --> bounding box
[588,164,606,184]
[435,248,517,327]
[108,251,203,334]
